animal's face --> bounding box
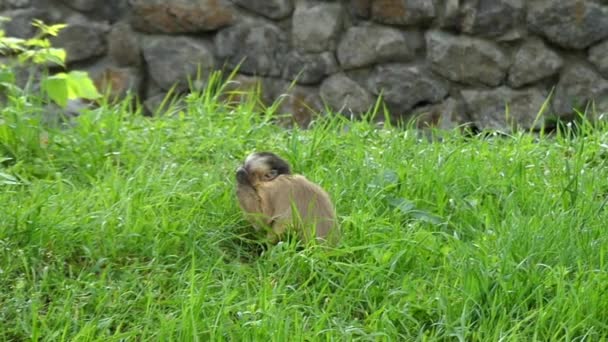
[236,152,291,187]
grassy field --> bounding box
[1,79,608,341]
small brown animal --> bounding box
[235,152,339,245]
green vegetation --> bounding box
[1,69,608,341]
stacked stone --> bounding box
[2,0,608,130]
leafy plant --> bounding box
[0,17,101,107]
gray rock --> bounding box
[371,0,435,26]
[232,0,293,20]
[59,0,97,11]
[215,21,287,77]
[528,1,608,49]
[142,35,215,91]
[282,51,337,84]
[292,1,343,53]
[462,86,551,130]
[461,0,524,38]
[1,0,30,9]
[350,0,371,18]
[276,85,324,128]
[0,8,48,38]
[410,97,469,130]
[108,21,142,67]
[368,64,449,115]
[436,0,461,29]
[508,37,563,88]
[589,40,608,78]
[337,25,421,69]
[50,22,108,64]
[130,0,235,33]
[426,30,510,86]
[320,73,374,115]
[553,63,608,116]
[91,66,142,100]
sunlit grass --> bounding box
[1,74,608,340]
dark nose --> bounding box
[236,167,248,184]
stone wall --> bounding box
[3,0,608,130]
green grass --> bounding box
[1,77,608,341]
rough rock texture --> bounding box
[426,30,510,86]
[292,1,343,53]
[142,35,215,91]
[337,25,421,69]
[460,0,525,39]
[7,0,608,130]
[92,66,142,100]
[368,64,449,114]
[232,0,293,20]
[130,0,235,33]
[0,8,49,38]
[371,0,436,26]
[589,40,608,78]
[508,37,563,88]
[462,87,550,130]
[527,1,608,49]
[320,74,373,115]
[553,63,608,116]
[50,22,108,63]
[282,51,337,85]
[107,21,142,67]
[215,21,288,77]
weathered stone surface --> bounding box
[108,21,142,67]
[320,73,374,115]
[426,30,510,86]
[462,87,550,130]
[59,0,97,11]
[232,0,293,20]
[553,63,608,115]
[371,0,435,26]
[337,25,421,69]
[50,22,108,63]
[461,0,524,38]
[130,0,235,33]
[0,8,48,38]
[368,64,449,114]
[282,51,337,84]
[436,0,460,29]
[142,35,215,91]
[528,1,608,49]
[277,85,324,128]
[215,21,287,77]
[92,66,142,100]
[508,37,563,88]
[292,1,343,53]
[1,0,30,9]
[350,0,371,18]
[589,40,608,78]
[410,97,468,130]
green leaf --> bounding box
[66,70,101,100]
[41,73,69,107]
[0,172,20,185]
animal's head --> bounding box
[236,152,291,187]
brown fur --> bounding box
[235,152,339,245]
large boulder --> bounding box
[527,1,608,49]
[589,40,608,78]
[426,30,510,86]
[553,63,608,116]
[292,1,343,53]
[368,64,449,115]
[282,51,337,85]
[508,37,563,88]
[130,0,235,33]
[320,74,374,115]
[215,21,288,77]
[460,0,525,39]
[50,22,108,64]
[462,87,551,130]
[337,25,421,69]
[0,8,49,38]
[142,35,215,91]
